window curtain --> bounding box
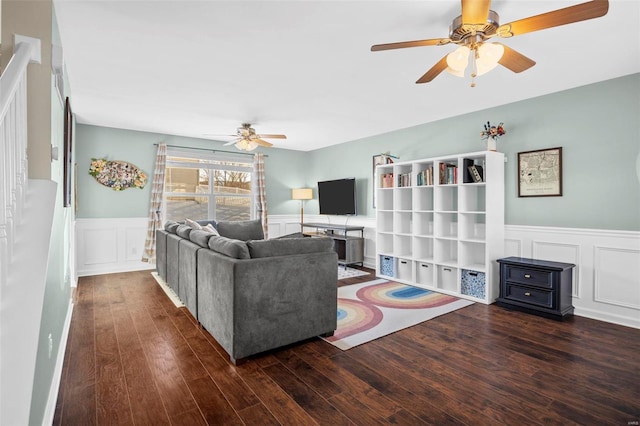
[253,153,268,239]
[142,143,167,263]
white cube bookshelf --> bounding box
[374,150,504,304]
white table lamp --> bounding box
[292,188,313,231]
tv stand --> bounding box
[301,223,364,268]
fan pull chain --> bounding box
[470,48,478,88]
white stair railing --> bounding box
[0,36,40,289]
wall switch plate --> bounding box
[48,333,53,359]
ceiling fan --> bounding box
[371,0,609,86]
[209,123,287,151]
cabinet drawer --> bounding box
[505,284,554,309]
[505,266,553,289]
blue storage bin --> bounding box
[461,269,486,299]
[380,255,395,277]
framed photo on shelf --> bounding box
[373,153,395,208]
[518,147,563,197]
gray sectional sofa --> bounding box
[156,219,338,364]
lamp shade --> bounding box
[235,139,259,151]
[291,188,313,200]
[446,45,470,77]
[476,42,504,76]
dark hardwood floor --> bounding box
[54,269,640,425]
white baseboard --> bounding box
[42,298,73,426]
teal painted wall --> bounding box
[306,73,640,231]
[76,73,640,231]
[75,125,310,218]
[29,6,74,425]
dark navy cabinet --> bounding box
[496,257,575,320]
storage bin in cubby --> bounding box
[396,258,413,281]
[416,262,434,286]
[380,255,395,277]
[461,269,486,299]
[437,265,458,292]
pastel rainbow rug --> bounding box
[322,279,474,350]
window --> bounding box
[163,147,254,223]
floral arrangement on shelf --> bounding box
[480,121,506,140]
[89,158,148,191]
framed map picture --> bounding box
[518,147,563,197]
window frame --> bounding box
[163,147,256,223]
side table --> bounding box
[496,257,575,320]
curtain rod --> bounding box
[153,143,268,157]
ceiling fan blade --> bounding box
[496,43,536,73]
[461,0,491,24]
[497,0,608,37]
[222,139,239,146]
[256,134,287,139]
[371,38,450,52]
[416,55,449,84]
[254,138,273,148]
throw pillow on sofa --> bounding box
[202,223,219,235]
[216,219,264,241]
[185,218,202,230]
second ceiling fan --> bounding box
[371,0,609,86]
[211,123,287,151]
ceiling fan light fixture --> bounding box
[446,66,465,78]
[475,42,505,76]
[235,139,259,151]
[446,45,470,75]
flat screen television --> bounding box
[317,178,356,215]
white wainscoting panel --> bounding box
[76,218,153,277]
[593,246,640,310]
[505,225,640,329]
[532,241,581,298]
[75,216,639,328]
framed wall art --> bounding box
[63,97,73,207]
[518,147,563,197]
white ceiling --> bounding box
[53,0,640,151]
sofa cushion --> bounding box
[247,237,333,259]
[165,221,180,234]
[176,224,193,239]
[216,219,264,241]
[189,229,214,248]
[208,236,250,259]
